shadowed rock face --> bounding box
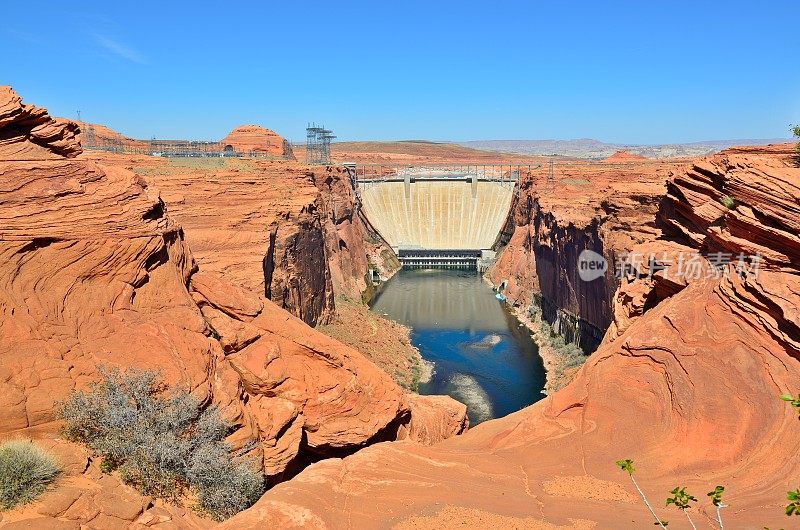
[488,162,669,351]
[0,86,467,527]
[82,152,388,327]
[221,145,800,529]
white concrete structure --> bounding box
[359,180,514,250]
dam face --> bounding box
[359,180,514,251]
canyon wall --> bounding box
[86,154,390,326]
[488,163,669,351]
[222,144,800,529]
[0,87,466,527]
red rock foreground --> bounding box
[220,145,800,528]
[0,86,466,527]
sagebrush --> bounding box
[60,368,263,520]
[0,440,60,511]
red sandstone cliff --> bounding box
[0,87,466,527]
[81,151,394,327]
[488,161,670,351]
[220,145,800,528]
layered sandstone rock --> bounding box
[0,86,81,160]
[221,145,800,529]
[488,161,671,351]
[0,87,466,527]
[221,125,295,159]
[84,153,392,327]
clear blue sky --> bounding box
[2,0,798,143]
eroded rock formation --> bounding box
[0,86,466,527]
[84,152,393,327]
[220,125,295,159]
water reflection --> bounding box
[370,269,546,425]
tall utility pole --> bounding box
[305,123,336,165]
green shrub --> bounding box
[720,195,735,210]
[60,368,263,521]
[793,124,800,165]
[0,440,60,510]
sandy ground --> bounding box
[317,298,424,390]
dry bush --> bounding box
[0,440,60,510]
[60,368,263,520]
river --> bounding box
[369,268,546,425]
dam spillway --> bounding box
[358,179,515,252]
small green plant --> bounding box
[60,368,263,521]
[666,487,698,529]
[615,459,668,529]
[785,488,800,516]
[707,485,727,529]
[780,393,800,417]
[792,124,800,165]
[0,440,61,511]
[720,195,736,210]
[775,393,800,523]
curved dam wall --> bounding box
[359,180,515,250]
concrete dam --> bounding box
[356,165,520,267]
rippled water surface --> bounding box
[369,268,546,425]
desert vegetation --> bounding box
[59,368,263,521]
[793,125,800,164]
[0,440,60,511]
[616,459,728,529]
[527,304,586,379]
[614,459,668,528]
[720,194,736,209]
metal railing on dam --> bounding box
[352,163,528,184]
[353,164,519,252]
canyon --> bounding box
[1,84,798,530]
[222,145,800,529]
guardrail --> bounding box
[351,163,531,183]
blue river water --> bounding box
[369,268,546,425]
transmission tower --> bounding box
[305,123,336,165]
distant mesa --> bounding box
[221,124,295,159]
[603,149,648,162]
